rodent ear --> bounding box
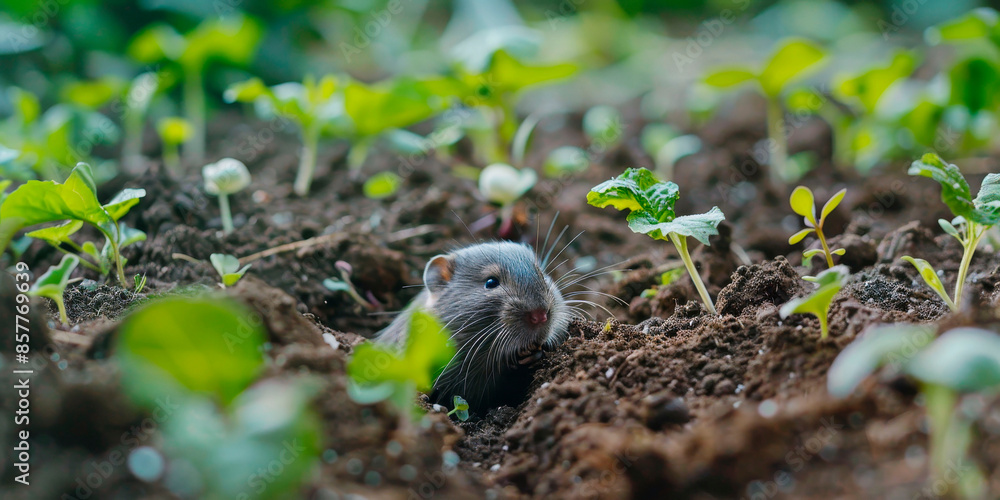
[423,254,455,293]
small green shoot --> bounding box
[323,261,379,310]
[0,162,146,287]
[202,158,251,235]
[447,395,470,422]
[156,117,192,173]
[363,172,402,200]
[133,274,147,294]
[28,254,80,325]
[587,168,725,315]
[129,15,262,164]
[829,325,1000,497]
[704,38,826,183]
[347,309,455,419]
[779,265,849,339]
[478,163,538,237]
[210,253,251,288]
[788,186,847,268]
[640,267,686,299]
[903,154,999,309]
[225,75,345,196]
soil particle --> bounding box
[716,257,803,317]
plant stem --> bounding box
[818,311,829,339]
[218,193,234,234]
[923,383,957,487]
[347,136,373,180]
[953,222,984,307]
[816,226,835,269]
[294,123,321,196]
[668,233,717,315]
[183,68,205,165]
[163,143,180,173]
[112,241,129,289]
[55,296,69,325]
[766,99,788,185]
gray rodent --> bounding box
[375,241,572,410]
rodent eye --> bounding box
[484,277,500,289]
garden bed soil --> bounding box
[4,96,1000,499]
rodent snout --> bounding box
[526,308,549,326]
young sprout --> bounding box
[903,154,999,310]
[225,75,345,196]
[543,146,590,178]
[704,38,826,183]
[323,261,380,310]
[478,163,538,237]
[210,253,251,288]
[639,267,686,299]
[203,158,251,235]
[363,172,402,200]
[588,168,725,315]
[28,254,80,325]
[829,325,1000,496]
[788,186,847,268]
[0,163,145,288]
[121,72,163,173]
[157,117,192,173]
[582,105,623,149]
[347,309,455,419]
[779,265,849,339]
[447,395,470,422]
[128,15,262,164]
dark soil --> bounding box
[4,97,1000,500]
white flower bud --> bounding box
[203,158,251,195]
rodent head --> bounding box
[423,241,569,406]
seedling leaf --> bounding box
[789,228,814,245]
[821,188,847,221]
[363,172,402,199]
[759,39,826,97]
[449,395,470,421]
[28,254,80,324]
[789,185,817,224]
[210,253,251,287]
[779,265,849,339]
[939,218,961,239]
[586,167,679,222]
[901,256,956,310]
[827,324,935,398]
[116,297,266,408]
[906,328,1000,392]
[627,207,725,246]
[26,220,84,246]
[908,153,977,222]
[704,68,757,88]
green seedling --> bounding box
[116,297,320,498]
[210,253,251,288]
[157,117,192,173]
[28,254,80,325]
[121,72,166,173]
[225,75,346,196]
[583,105,623,149]
[363,172,402,200]
[588,167,725,315]
[347,309,455,419]
[704,38,826,183]
[451,27,577,163]
[323,261,379,310]
[203,158,251,234]
[640,267,686,299]
[829,325,999,497]
[0,162,146,288]
[779,265,849,339]
[902,154,999,310]
[447,395,470,422]
[0,87,118,180]
[128,14,262,164]
[478,162,538,237]
[788,186,847,268]
[543,146,590,178]
[133,274,147,294]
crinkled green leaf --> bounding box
[908,153,978,222]
[974,174,1000,225]
[827,324,935,398]
[907,327,1000,392]
[347,309,455,393]
[627,207,725,246]
[587,167,679,222]
[759,39,826,97]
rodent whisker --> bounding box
[565,288,629,306]
[544,230,585,274]
[564,298,618,319]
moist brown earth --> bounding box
[4,99,1000,499]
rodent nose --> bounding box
[526,308,548,326]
